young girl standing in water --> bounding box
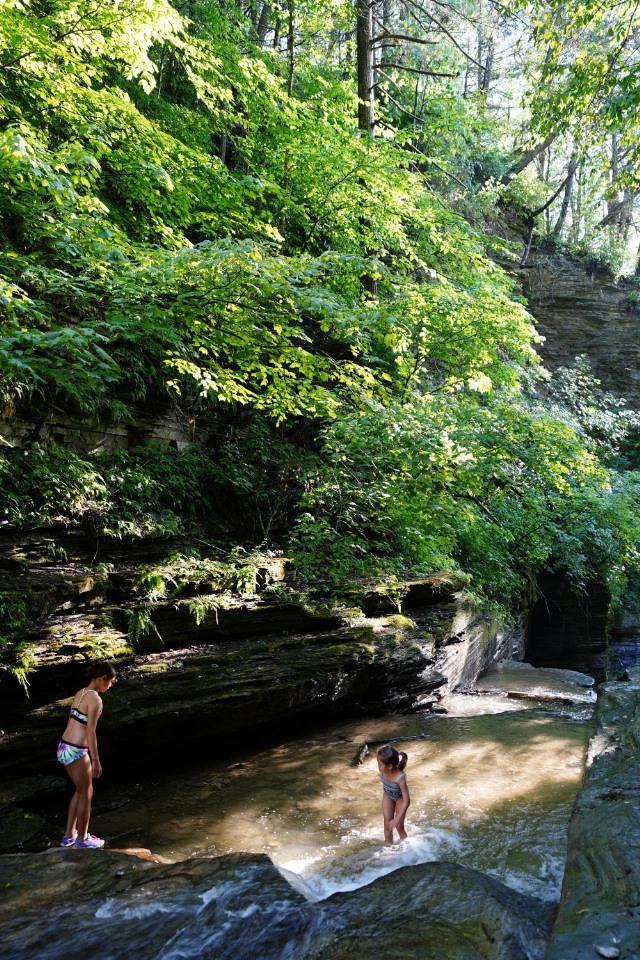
[57,662,117,848]
[377,744,410,843]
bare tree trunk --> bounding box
[257,2,271,42]
[356,0,375,136]
[356,0,377,295]
[218,131,228,165]
[573,161,584,242]
[381,0,392,66]
[287,0,295,97]
[481,36,494,95]
[553,151,578,237]
[280,0,294,236]
[476,0,484,92]
[598,190,640,228]
[621,188,634,243]
[607,131,622,232]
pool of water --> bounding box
[89,664,594,903]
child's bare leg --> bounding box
[65,791,79,838]
[395,801,408,840]
[382,794,395,843]
[66,756,93,840]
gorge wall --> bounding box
[514,249,640,406]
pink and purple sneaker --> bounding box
[74,834,105,849]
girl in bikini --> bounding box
[57,661,117,848]
[377,744,410,843]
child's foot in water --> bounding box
[396,827,408,841]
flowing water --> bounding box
[89,662,595,905]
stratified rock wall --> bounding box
[0,573,518,784]
[514,252,640,406]
[0,406,199,453]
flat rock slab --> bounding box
[474,661,596,704]
[545,667,640,959]
[0,850,554,960]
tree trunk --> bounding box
[218,131,228,165]
[481,36,494,94]
[257,3,271,42]
[501,132,557,185]
[553,151,578,237]
[598,190,640,229]
[356,0,374,137]
[380,0,392,66]
[287,0,295,97]
[606,131,622,231]
[356,0,377,295]
[621,188,634,242]
[572,161,584,242]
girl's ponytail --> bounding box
[377,744,408,770]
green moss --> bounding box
[381,614,416,631]
[136,662,169,675]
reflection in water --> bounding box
[92,669,593,904]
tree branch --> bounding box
[402,0,483,68]
[598,190,640,228]
[530,174,573,219]
[501,132,558,185]
[373,62,457,78]
[371,32,437,45]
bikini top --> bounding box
[69,688,102,725]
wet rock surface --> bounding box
[473,661,596,705]
[0,849,555,960]
[545,667,640,960]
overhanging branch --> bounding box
[371,32,437,45]
[373,62,457,78]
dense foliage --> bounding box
[2,0,640,663]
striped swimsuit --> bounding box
[380,770,406,801]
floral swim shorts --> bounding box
[57,739,89,766]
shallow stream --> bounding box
[90,663,595,904]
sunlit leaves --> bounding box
[517,0,640,185]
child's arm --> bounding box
[390,776,410,826]
[86,693,103,778]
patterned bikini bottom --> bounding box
[57,739,89,766]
